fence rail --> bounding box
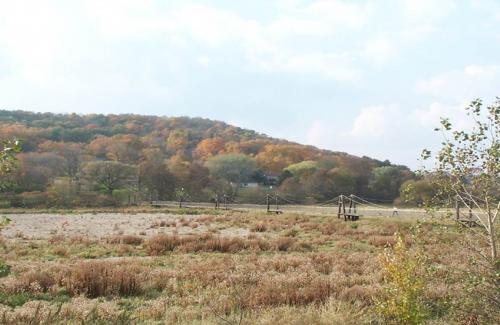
[150,200,454,218]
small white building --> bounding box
[240,182,259,188]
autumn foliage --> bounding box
[0,110,414,206]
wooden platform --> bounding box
[456,219,479,227]
[343,213,360,221]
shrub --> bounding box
[0,259,11,277]
[376,233,429,324]
[10,192,49,208]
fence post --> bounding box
[468,199,473,221]
[343,195,347,221]
[337,195,342,218]
[266,194,270,213]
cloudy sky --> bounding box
[1,0,500,168]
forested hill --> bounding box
[0,109,414,207]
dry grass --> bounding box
[251,222,268,232]
[367,235,396,247]
[53,246,68,257]
[145,233,300,255]
[2,270,56,294]
[105,234,143,245]
[0,211,491,324]
[63,260,143,298]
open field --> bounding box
[0,209,495,324]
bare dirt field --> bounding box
[1,213,250,239]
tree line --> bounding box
[0,110,428,208]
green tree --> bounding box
[400,178,436,206]
[369,166,410,200]
[168,155,209,200]
[81,161,136,195]
[329,167,357,197]
[422,98,499,322]
[139,161,176,200]
[0,139,21,191]
[423,98,499,263]
[302,169,335,201]
[206,154,258,185]
[278,177,306,203]
[284,160,318,176]
[13,153,66,192]
[0,139,21,175]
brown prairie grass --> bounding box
[63,260,143,298]
[251,222,268,232]
[242,275,334,307]
[367,235,396,247]
[105,234,143,245]
[2,270,56,294]
[275,237,296,251]
[145,233,300,255]
[53,246,68,256]
[339,284,380,306]
[48,234,65,244]
[0,212,487,324]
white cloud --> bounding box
[401,0,456,21]
[196,56,211,67]
[350,105,400,138]
[168,2,370,80]
[171,4,261,47]
[306,120,335,148]
[254,51,362,82]
[416,64,500,102]
[362,37,396,64]
[464,64,499,77]
[303,0,372,30]
[413,64,500,134]
[398,0,456,43]
[412,102,472,130]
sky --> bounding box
[1,0,500,169]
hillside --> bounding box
[0,110,413,207]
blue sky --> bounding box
[1,0,500,168]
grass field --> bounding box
[0,208,494,324]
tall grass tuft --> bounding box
[64,261,142,298]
